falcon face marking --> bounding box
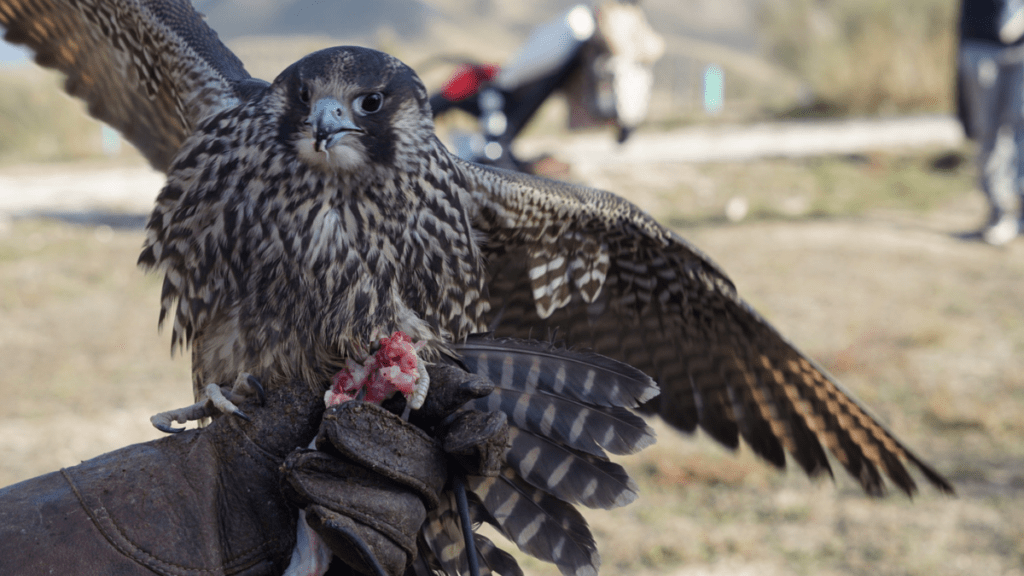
[277,47,434,174]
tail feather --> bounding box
[469,471,599,576]
[458,336,658,408]
[466,387,655,457]
[504,427,639,509]
[416,336,657,576]
[421,492,471,576]
[474,534,524,576]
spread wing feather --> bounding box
[0,0,265,171]
[460,159,954,497]
[421,491,475,576]
[419,491,527,576]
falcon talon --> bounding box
[204,383,246,419]
[244,374,266,406]
[149,415,186,434]
[409,364,430,411]
[148,398,217,433]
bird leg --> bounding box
[151,373,265,433]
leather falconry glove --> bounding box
[0,361,505,576]
[281,360,510,576]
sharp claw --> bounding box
[150,415,186,434]
[246,375,266,405]
[152,371,264,433]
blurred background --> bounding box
[1,1,1022,575]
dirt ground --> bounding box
[0,155,1022,575]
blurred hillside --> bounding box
[195,0,806,122]
[186,0,960,119]
[0,0,959,164]
[760,0,957,117]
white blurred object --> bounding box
[983,213,1019,245]
[596,1,665,129]
[608,54,655,128]
[282,478,332,576]
[0,165,162,216]
[497,6,595,91]
[1000,0,1024,44]
[597,2,665,65]
[725,196,749,223]
[567,4,598,40]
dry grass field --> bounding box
[1,147,1022,575]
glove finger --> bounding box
[411,363,495,426]
[305,504,412,576]
[313,402,447,508]
[282,455,428,569]
[441,410,510,477]
[281,449,360,509]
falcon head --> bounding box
[274,46,434,173]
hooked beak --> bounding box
[308,97,362,152]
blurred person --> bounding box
[429,1,664,174]
[958,0,1024,245]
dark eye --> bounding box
[298,85,311,104]
[355,92,384,115]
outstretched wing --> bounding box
[0,0,265,171]
[460,158,953,498]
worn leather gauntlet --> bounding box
[0,362,508,576]
[281,362,510,576]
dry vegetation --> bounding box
[759,0,957,116]
[2,147,1023,575]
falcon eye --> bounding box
[355,92,384,115]
[298,85,311,104]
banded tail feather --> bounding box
[414,335,658,576]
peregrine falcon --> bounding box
[1,1,952,575]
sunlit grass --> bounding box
[576,148,975,229]
[760,0,957,117]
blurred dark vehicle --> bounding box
[428,1,664,174]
